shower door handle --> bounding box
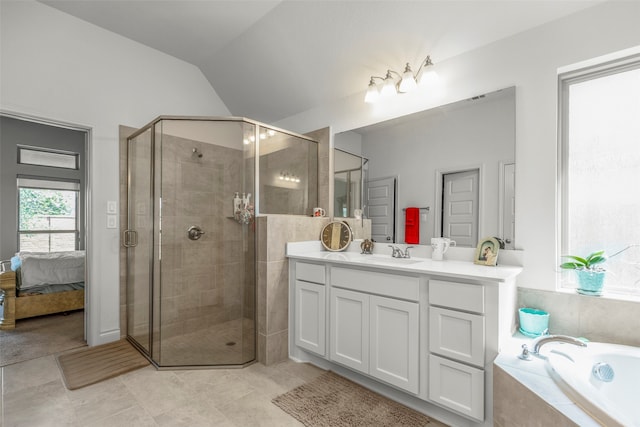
[123,229,138,248]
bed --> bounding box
[0,251,85,330]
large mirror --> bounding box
[334,86,515,248]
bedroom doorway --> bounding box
[0,113,90,365]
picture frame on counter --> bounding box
[474,237,499,266]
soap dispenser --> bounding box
[233,192,241,216]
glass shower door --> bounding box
[156,119,256,367]
[126,127,154,355]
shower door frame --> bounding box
[125,126,155,358]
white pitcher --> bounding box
[431,237,456,261]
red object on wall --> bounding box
[405,207,420,244]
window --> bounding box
[559,55,640,295]
[18,178,80,252]
[18,146,79,169]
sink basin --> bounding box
[319,252,424,266]
[355,254,423,266]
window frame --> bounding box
[558,53,640,293]
[17,177,81,253]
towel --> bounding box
[405,207,420,244]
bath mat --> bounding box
[272,370,442,426]
[56,339,149,390]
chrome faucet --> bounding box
[519,334,587,360]
[388,245,413,258]
[388,245,402,258]
[532,335,587,357]
[402,246,414,258]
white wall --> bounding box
[0,1,230,345]
[275,1,640,292]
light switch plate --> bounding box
[107,200,117,214]
[107,215,117,229]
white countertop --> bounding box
[287,241,523,282]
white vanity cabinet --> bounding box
[427,279,488,421]
[294,262,326,356]
[330,267,420,394]
[287,243,521,427]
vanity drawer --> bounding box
[295,262,326,284]
[429,306,485,367]
[429,280,484,313]
[331,267,419,301]
[428,354,484,421]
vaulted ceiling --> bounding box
[40,0,602,123]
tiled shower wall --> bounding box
[157,134,253,342]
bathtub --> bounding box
[545,342,640,427]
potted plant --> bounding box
[560,250,607,295]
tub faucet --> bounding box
[532,335,587,357]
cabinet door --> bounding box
[429,354,484,421]
[429,306,485,367]
[330,288,369,373]
[370,296,419,394]
[295,280,325,356]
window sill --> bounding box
[556,285,640,304]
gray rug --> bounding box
[273,371,443,426]
[0,310,86,366]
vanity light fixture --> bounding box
[278,171,300,183]
[244,128,277,144]
[364,55,437,103]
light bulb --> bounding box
[380,71,396,97]
[267,129,275,137]
[417,56,439,87]
[364,78,379,103]
[398,63,417,93]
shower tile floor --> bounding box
[0,350,324,426]
[158,318,255,367]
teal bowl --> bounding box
[518,307,549,337]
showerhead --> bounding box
[192,148,203,158]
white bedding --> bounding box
[19,251,85,289]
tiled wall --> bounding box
[493,365,579,427]
[157,134,251,338]
[518,288,640,347]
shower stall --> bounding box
[124,117,317,368]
